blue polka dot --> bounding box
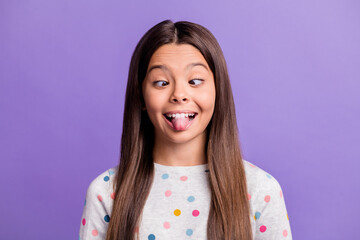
[255,211,261,220]
[266,174,272,179]
[186,229,193,236]
[148,234,155,240]
[161,173,169,179]
[104,215,110,222]
[104,176,110,182]
[205,169,209,172]
[187,196,195,202]
[109,170,115,175]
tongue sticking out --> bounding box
[171,117,191,131]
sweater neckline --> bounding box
[153,162,209,172]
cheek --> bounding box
[196,88,216,112]
[143,91,167,118]
[143,97,160,127]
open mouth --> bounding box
[163,113,198,122]
[162,113,198,131]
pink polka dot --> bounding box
[97,195,103,202]
[264,195,271,202]
[192,209,200,217]
[280,190,283,198]
[110,192,115,199]
[249,163,256,168]
[247,193,251,200]
[180,176,188,181]
[259,225,267,232]
[163,221,171,229]
[165,190,172,197]
[283,229,288,237]
[92,229,98,236]
[82,218,86,226]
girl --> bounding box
[79,20,292,240]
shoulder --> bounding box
[85,165,118,198]
[242,160,292,238]
[242,159,284,201]
[79,166,119,237]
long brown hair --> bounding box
[106,20,252,240]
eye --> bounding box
[153,80,169,87]
[189,79,203,86]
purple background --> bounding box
[1,0,359,239]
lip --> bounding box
[163,110,198,115]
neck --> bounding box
[152,131,207,166]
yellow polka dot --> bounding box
[287,213,289,220]
[174,209,181,216]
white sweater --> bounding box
[79,160,293,239]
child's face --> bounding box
[142,43,216,144]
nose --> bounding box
[170,81,189,103]
[172,96,188,103]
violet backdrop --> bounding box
[0,0,359,239]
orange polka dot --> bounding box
[174,209,181,216]
[259,225,267,232]
[97,195,103,202]
[163,221,171,229]
[264,195,271,202]
[110,192,115,199]
[165,190,172,197]
[283,229,288,237]
[287,213,289,220]
[180,176,188,181]
[247,193,251,200]
[92,229,98,236]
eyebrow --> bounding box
[147,62,210,75]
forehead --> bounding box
[146,43,210,73]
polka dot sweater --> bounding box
[79,160,292,239]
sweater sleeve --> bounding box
[254,178,292,240]
[243,160,292,240]
[79,168,116,240]
[252,174,292,239]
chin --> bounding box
[167,131,205,144]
